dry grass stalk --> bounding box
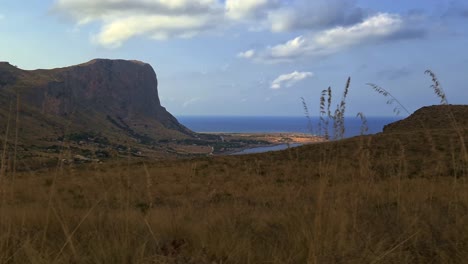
[425,70,448,105]
[357,112,369,135]
[318,91,325,137]
[301,97,313,134]
[367,83,410,116]
[424,70,467,166]
[317,87,333,140]
[318,89,328,139]
[326,87,332,139]
[333,77,351,139]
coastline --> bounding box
[205,132,326,155]
[163,132,326,156]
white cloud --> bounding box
[95,14,218,47]
[225,0,278,20]
[225,0,364,32]
[0,14,4,20]
[54,0,223,47]
[54,0,221,22]
[250,13,408,63]
[52,1,423,50]
[271,71,313,89]
[237,49,256,58]
[268,36,308,60]
[266,0,364,32]
[312,13,403,47]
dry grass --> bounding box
[0,72,467,263]
[0,124,467,263]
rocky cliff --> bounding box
[0,59,193,149]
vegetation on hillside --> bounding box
[0,71,467,263]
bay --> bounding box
[176,116,402,138]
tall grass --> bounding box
[366,83,410,116]
[318,87,332,139]
[1,140,467,263]
[333,77,351,139]
[0,71,467,263]
[424,70,468,169]
[311,77,350,140]
[301,97,313,134]
[425,70,448,105]
[356,112,369,135]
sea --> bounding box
[176,116,403,138]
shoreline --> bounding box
[207,132,326,155]
[228,142,304,156]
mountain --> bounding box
[0,59,194,158]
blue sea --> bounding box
[176,116,403,138]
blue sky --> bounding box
[1,0,467,116]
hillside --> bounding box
[233,104,468,178]
[2,104,467,263]
[383,105,468,133]
[0,59,194,159]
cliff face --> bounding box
[35,59,162,117]
[0,59,193,146]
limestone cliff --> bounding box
[0,59,193,147]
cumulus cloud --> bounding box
[54,0,223,47]
[54,0,221,22]
[244,13,422,63]
[271,71,313,89]
[237,49,255,58]
[267,0,365,32]
[225,0,365,31]
[93,14,218,47]
[52,0,425,49]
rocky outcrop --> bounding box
[0,59,193,146]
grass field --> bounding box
[1,118,467,263]
[1,72,467,263]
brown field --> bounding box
[1,72,467,263]
[1,124,467,263]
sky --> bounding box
[1,0,467,116]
